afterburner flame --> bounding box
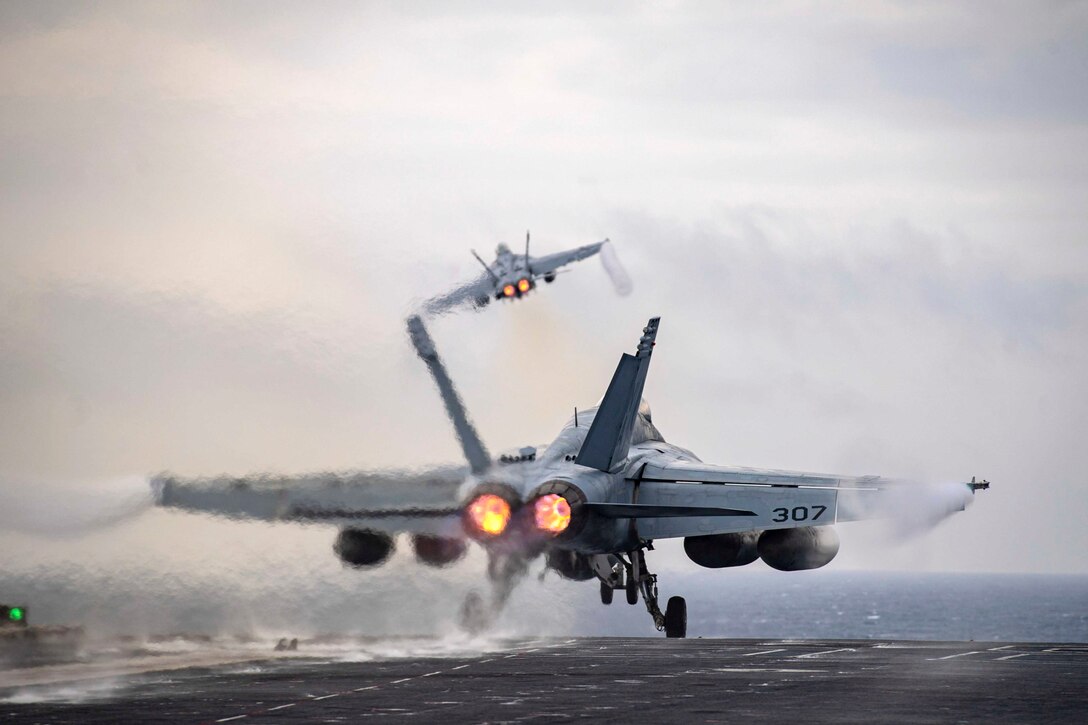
[502,284,516,297]
[467,494,512,536]
[517,278,531,293]
[534,493,572,534]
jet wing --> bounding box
[151,466,469,538]
[529,240,607,277]
[625,458,977,540]
[423,274,494,315]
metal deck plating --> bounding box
[3,637,1086,723]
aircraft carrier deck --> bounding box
[3,637,1086,723]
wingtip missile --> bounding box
[968,476,990,492]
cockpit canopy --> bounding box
[638,398,653,424]
[570,397,660,443]
[588,396,651,422]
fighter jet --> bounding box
[152,316,988,638]
[423,233,630,315]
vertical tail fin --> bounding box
[471,249,500,285]
[407,315,491,475]
[525,230,532,275]
[575,317,660,473]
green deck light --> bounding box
[9,607,24,622]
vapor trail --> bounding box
[883,481,975,539]
[0,475,152,537]
[600,241,633,296]
[837,479,977,543]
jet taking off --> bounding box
[423,232,631,315]
[152,317,988,638]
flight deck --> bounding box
[3,637,1086,723]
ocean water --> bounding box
[647,570,1088,642]
[2,565,1085,643]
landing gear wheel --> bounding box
[600,581,614,605]
[626,572,639,605]
[664,596,687,639]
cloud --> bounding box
[0,1,1085,580]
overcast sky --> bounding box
[1,0,1086,599]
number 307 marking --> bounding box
[771,505,827,523]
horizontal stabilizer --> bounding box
[584,502,756,518]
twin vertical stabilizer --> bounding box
[407,312,659,477]
[407,315,492,475]
[575,317,660,473]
